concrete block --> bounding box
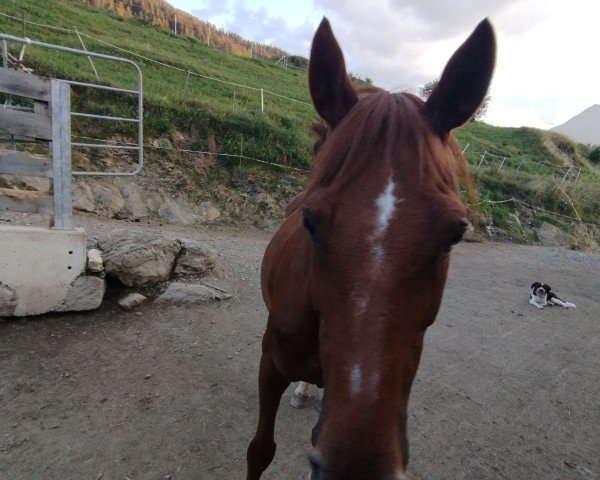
[0,225,104,316]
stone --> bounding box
[97,230,181,287]
[174,239,217,276]
[118,293,147,310]
[87,248,104,272]
[198,202,221,222]
[155,282,231,304]
[72,181,96,212]
[536,221,572,247]
[157,197,197,225]
[120,183,149,219]
[91,183,125,218]
[54,276,106,312]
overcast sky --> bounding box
[168,0,598,129]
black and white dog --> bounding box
[529,282,576,309]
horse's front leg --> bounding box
[246,352,290,480]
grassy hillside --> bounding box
[1,0,599,236]
[1,0,315,169]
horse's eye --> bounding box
[445,219,468,251]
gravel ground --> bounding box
[1,215,599,480]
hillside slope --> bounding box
[551,105,600,145]
[78,0,288,60]
[1,0,599,246]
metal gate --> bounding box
[0,32,144,229]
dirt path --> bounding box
[1,217,599,480]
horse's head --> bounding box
[303,18,495,480]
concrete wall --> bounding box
[0,226,104,316]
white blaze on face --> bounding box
[354,178,403,317]
[349,363,381,399]
[372,178,402,262]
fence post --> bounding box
[561,165,572,182]
[1,40,7,68]
[74,27,100,80]
[260,88,264,113]
[22,12,26,37]
[476,152,486,169]
[183,69,190,103]
[50,80,73,229]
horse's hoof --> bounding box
[290,393,313,409]
[314,398,323,413]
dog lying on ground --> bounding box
[530,282,576,309]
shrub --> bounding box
[588,146,600,164]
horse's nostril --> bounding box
[308,451,323,480]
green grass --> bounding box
[1,0,316,168]
[1,0,599,233]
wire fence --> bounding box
[70,134,309,173]
[1,10,597,225]
[457,140,600,185]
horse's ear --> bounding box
[424,19,496,135]
[309,18,358,128]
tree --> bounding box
[588,146,600,164]
[419,79,490,122]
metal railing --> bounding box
[0,32,143,176]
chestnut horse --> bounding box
[247,18,496,480]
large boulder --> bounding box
[536,221,572,247]
[97,230,181,287]
[174,239,217,276]
[55,276,106,312]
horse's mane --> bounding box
[308,88,476,210]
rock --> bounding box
[174,239,217,276]
[118,293,147,310]
[536,221,572,247]
[91,183,125,218]
[87,249,104,272]
[54,276,106,312]
[157,197,197,225]
[0,283,17,317]
[120,183,149,219]
[72,181,96,212]
[97,230,181,287]
[21,176,51,192]
[198,202,221,222]
[155,282,231,304]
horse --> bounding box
[246,17,496,480]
